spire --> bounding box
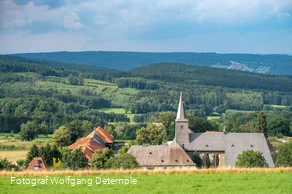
[176,92,188,121]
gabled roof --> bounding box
[176,92,188,122]
[184,132,275,167]
[87,126,114,143]
[27,157,48,171]
[128,141,195,167]
[69,126,113,160]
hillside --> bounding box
[0,57,292,140]
[13,51,292,75]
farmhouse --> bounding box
[69,126,114,160]
[128,93,275,168]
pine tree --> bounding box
[24,144,39,167]
[256,111,268,137]
[39,144,53,167]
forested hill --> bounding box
[129,63,292,92]
[13,51,292,75]
[0,55,118,73]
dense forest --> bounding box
[13,51,292,75]
[0,55,292,141]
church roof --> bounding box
[128,141,195,167]
[184,132,275,167]
[176,92,188,122]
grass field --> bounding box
[0,169,291,194]
[207,116,220,120]
[0,150,27,162]
[100,108,135,122]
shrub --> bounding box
[276,141,292,167]
[0,157,12,170]
[235,150,268,168]
[105,153,139,169]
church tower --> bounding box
[175,92,190,144]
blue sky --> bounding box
[0,0,291,54]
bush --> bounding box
[235,150,268,168]
[0,157,12,170]
[105,153,139,169]
[16,159,25,167]
[276,141,292,167]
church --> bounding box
[128,93,275,169]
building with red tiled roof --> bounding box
[69,126,114,160]
[26,157,48,171]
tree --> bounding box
[51,144,62,163]
[68,148,88,170]
[105,153,139,169]
[136,124,166,145]
[193,151,202,168]
[188,115,215,133]
[81,120,94,137]
[67,120,82,144]
[60,148,72,169]
[39,143,53,167]
[206,154,211,169]
[256,111,267,137]
[276,141,292,167]
[104,125,117,139]
[52,126,71,149]
[39,121,50,137]
[158,112,176,140]
[91,148,113,169]
[19,121,38,141]
[235,150,268,168]
[24,144,39,167]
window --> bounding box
[181,125,183,129]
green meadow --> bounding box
[0,172,291,194]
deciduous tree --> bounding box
[235,150,268,168]
[52,126,71,149]
[276,141,292,167]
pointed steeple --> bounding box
[176,92,188,121]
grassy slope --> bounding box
[0,72,138,108]
[0,172,291,194]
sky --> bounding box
[0,0,292,54]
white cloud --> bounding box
[63,12,84,29]
[0,30,89,53]
[277,12,291,19]
[0,0,292,54]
